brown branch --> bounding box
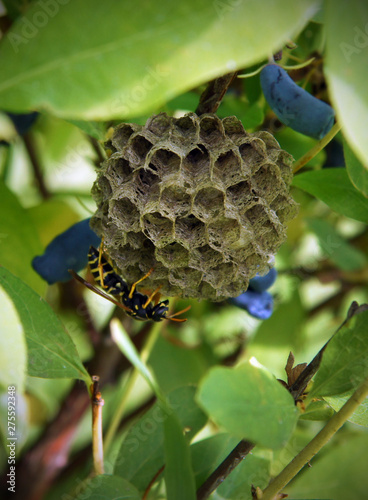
[87,135,106,167]
[23,132,50,200]
[196,440,255,500]
[195,72,238,115]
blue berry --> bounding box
[248,268,277,292]
[229,290,274,320]
[260,64,335,140]
[32,218,101,284]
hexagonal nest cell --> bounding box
[91,112,298,301]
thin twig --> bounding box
[196,440,255,499]
[143,465,165,500]
[292,122,342,173]
[23,131,50,199]
[195,72,238,115]
[87,135,106,167]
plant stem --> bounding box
[91,376,105,475]
[104,321,163,453]
[196,72,238,115]
[261,375,368,500]
[23,131,51,200]
[196,440,255,499]
[292,122,342,174]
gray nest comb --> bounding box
[91,112,298,301]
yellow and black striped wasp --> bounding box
[70,246,190,322]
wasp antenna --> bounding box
[69,270,133,313]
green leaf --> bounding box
[215,452,270,500]
[164,411,196,500]
[299,399,335,421]
[292,169,368,222]
[191,434,239,488]
[0,0,319,119]
[149,335,213,394]
[0,267,90,383]
[325,0,368,168]
[0,283,27,392]
[114,385,207,492]
[307,218,367,271]
[344,140,368,198]
[78,475,141,500]
[310,309,368,398]
[196,359,299,449]
[0,181,45,296]
[324,392,368,427]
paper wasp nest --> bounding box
[91,113,298,300]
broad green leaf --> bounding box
[287,433,368,500]
[292,169,368,222]
[310,310,368,398]
[0,181,45,296]
[344,140,368,198]
[196,359,299,449]
[215,452,270,500]
[0,267,90,383]
[149,335,213,394]
[324,392,368,427]
[0,0,319,120]
[325,0,368,169]
[164,411,196,500]
[114,385,207,492]
[191,434,239,488]
[78,475,141,500]
[299,399,334,421]
[0,283,27,392]
[307,218,367,271]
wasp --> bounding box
[70,246,190,322]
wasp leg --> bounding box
[128,268,154,299]
[97,237,107,289]
[166,305,191,322]
[143,285,163,309]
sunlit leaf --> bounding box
[311,310,368,397]
[0,267,90,383]
[344,140,368,198]
[292,169,368,222]
[196,359,298,449]
[0,181,45,296]
[325,0,368,168]
[0,0,319,119]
